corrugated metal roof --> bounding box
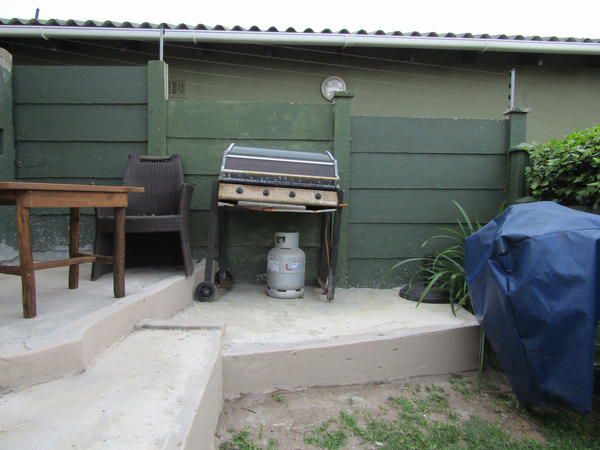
[2,17,599,44]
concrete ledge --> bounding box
[165,334,224,450]
[0,261,206,391]
[223,323,480,399]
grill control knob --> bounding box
[289,191,296,198]
[315,192,322,200]
[263,189,270,196]
[235,186,244,194]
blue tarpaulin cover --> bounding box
[465,202,600,413]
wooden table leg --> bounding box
[113,207,126,298]
[16,198,36,318]
[68,207,80,289]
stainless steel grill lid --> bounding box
[220,144,339,190]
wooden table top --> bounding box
[0,182,144,193]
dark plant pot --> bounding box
[399,283,449,304]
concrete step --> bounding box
[0,325,223,450]
[172,283,480,399]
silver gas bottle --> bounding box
[267,232,305,298]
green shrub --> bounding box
[525,125,600,209]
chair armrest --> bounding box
[179,183,194,216]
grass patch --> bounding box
[220,375,600,450]
[449,373,475,398]
[219,429,278,450]
[302,381,600,450]
[303,419,348,450]
[271,392,286,404]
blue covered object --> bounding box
[465,202,600,413]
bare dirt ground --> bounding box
[215,370,554,449]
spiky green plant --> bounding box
[391,201,482,315]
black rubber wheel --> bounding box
[195,281,217,302]
[215,270,233,287]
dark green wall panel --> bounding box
[349,115,508,287]
[351,154,506,189]
[168,99,335,283]
[349,223,460,259]
[0,214,95,253]
[168,100,333,140]
[13,66,147,104]
[189,210,323,247]
[350,189,505,224]
[352,117,507,154]
[349,259,421,289]
[14,104,147,142]
[16,142,145,178]
[8,65,147,260]
[171,138,333,175]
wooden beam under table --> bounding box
[1,255,114,274]
[19,191,129,209]
[0,265,21,275]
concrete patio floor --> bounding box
[174,283,478,348]
[0,265,177,355]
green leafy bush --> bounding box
[525,125,600,209]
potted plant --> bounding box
[391,201,482,315]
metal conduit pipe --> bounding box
[1,25,600,55]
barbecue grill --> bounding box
[195,144,344,301]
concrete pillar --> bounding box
[504,109,529,205]
[0,47,14,180]
[147,60,168,156]
[333,92,353,287]
[0,47,15,260]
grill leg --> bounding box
[196,180,219,301]
[327,190,344,301]
[317,213,330,293]
[216,206,232,287]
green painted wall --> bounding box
[10,65,147,251]
[2,60,523,288]
[3,38,594,287]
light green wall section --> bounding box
[166,47,600,144]
[4,39,599,143]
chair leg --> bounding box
[91,231,113,281]
[179,226,193,277]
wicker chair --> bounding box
[91,154,194,280]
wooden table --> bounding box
[0,182,144,318]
